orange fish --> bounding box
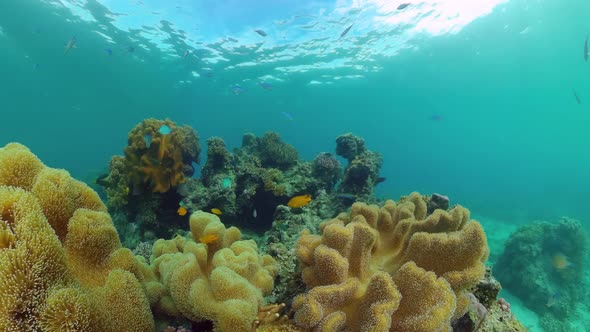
[177,206,188,216]
[288,194,312,208]
[199,234,219,245]
[211,208,222,215]
[552,254,571,270]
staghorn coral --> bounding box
[125,118,200,193]
[0,143,154,332]
[293,192,489,331]
[140,211,279,331]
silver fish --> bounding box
[253,209,257,218]
[64,36,77,54]
[254,29,267,37]
[584,34,588,62]
[339,24,353,38]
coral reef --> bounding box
[139,211,279,331]
[495,217,589,330]
[335,132,366,162]
[0,143,153,332]
[292,192,489,331]
[183,132,351,232]
[102,119,200,244]
[311,152,342,191]
[257,132,299,170]
[102,155,129,210]
[125,118,200,194]
[335,133,383,198]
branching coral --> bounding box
[139,211,279,331]
[0,143,154,332]
[125,118,200,193]
[293,192,489,331]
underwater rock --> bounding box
[495,217,588,321]
[335,132,366,162]
[258,132,299,169]
[201,136,232,186]
[427,192,450,215]
[472,266,502,308]
[338,148,383,198]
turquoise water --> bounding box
[1,0,590,330]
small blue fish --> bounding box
[183,50,190,59]
[104,48,113,56]
[231,85,246,95]
[127,46,135,53]
[222,177,232,189]
[259,82,273,90]
[397,3,411,10]
[204,71,214,78]
[158,125,171,135]
[431,114,443,121]
[281,112,294,120]
[143,134,152,148]
[573,89,582,104]
[254,29,267,37]
[339,24,353,39]
[64,36,77,54]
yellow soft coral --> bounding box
[293,192,488,332]
[0,143,154,332]
[125,118,200,193]
[140,211,278,331]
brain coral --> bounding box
[0,143,153,332]
[293,192,489,331]
[139,210,279,331]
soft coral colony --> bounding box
[0,120,523,331]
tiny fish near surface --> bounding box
[254,29,267,37]
[340,24,353,38]
[585,34,588,62]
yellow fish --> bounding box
[288,194,312,208]
[199,234,219,245]
[211,208,222,215]
[552,254,571,270]
[177,206,188,216]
